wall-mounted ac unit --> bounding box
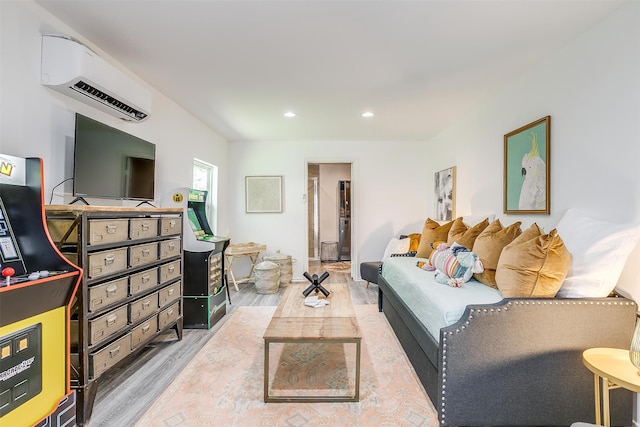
[41,35,151,122]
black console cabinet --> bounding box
[183,239,229,329]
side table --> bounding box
[582,347,640,427]
[225,243,267,291]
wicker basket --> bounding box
[264,253,293,286]
[254,261,280,294]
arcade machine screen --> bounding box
[0,198,25,276]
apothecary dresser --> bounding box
[45,205,183,426]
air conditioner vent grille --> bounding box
[72,81,148,121]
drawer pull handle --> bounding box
[142,324,151,333]
[109,346,121,358]
[106,224,118,234]
[142,222,150,231]
[169,220,176,227]
[168,288,174,296]
[106,285,118,296]
[142,301,151,309]
[106,315,117,326]
[167,309,174,316]
[104,254,116,265]
[142,248,151,256]
[142,274,151,283]
[168,243,175,250]
[168,266,175,273]
[91,297,103,308]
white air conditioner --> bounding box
[41,35,151,122]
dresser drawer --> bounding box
[89,305,128,346]
[160,217,182,236]
[88,277,128,312]
[129,242,159,268]
[88,219,129,245]
[158,281,181,308]
[159,260,181,284]
[131,316,158,350]
[159,238,181,260]
[90,333,132,379]
[129,292,159,323]
[129,218,159,240]
[158,301,180,330]
[88,248,128,279]
[129,267,159,296]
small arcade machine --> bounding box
[164,188,229,329]
[0,154,81,427]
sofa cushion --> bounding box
[381,256,502,341]
[416,218,453,258]
[472,219,522,288]
[407,233,422,252]
[447,217,489,249]
[495,224,571,298]
[555,208,640,298]
[382,237,411,261]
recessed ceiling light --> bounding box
[284,111,297,118]
[362,111,374,118]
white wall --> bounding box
[228,140,427,279]
[318,163,350,246]
[228,2,640,287]
[0,1,231,232]
[421,2,640,299]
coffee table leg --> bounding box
[355,339,361,401]
[264,339,270,402]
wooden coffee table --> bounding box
[263,282,362,402]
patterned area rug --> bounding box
[135,305,437,426]
[321,261,351,272]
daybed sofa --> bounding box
[376,210,640,426]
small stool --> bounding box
[360,261,382,288]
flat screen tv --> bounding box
[73,114,156,201]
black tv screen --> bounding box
[73,114,156,201]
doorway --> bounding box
[307,163,352,266]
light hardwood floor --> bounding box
[89,261,377,426]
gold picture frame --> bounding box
[504,116,550,214]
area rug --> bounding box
[322,261,351,273]
[135,305,437,426]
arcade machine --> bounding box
[164,188,229,329]
[0,154,81,427]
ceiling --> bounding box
[34,0,625,142]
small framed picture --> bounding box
[245,175,283,213]
[504,116,550,214]
[434,166,456,221]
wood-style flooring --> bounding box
[89,261,377,426]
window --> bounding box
[193,158,218,234]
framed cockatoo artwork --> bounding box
[504,116,550,214]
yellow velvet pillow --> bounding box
[472,219,522,288]
[407,233,421,252]
[415,219,454,258]
[495,224,572,298]
[447,217,490,249]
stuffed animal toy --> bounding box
[422,242,484,287]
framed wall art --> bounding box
[434,166,456,221]
[504,116,550,214]
[245,175,283,213]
